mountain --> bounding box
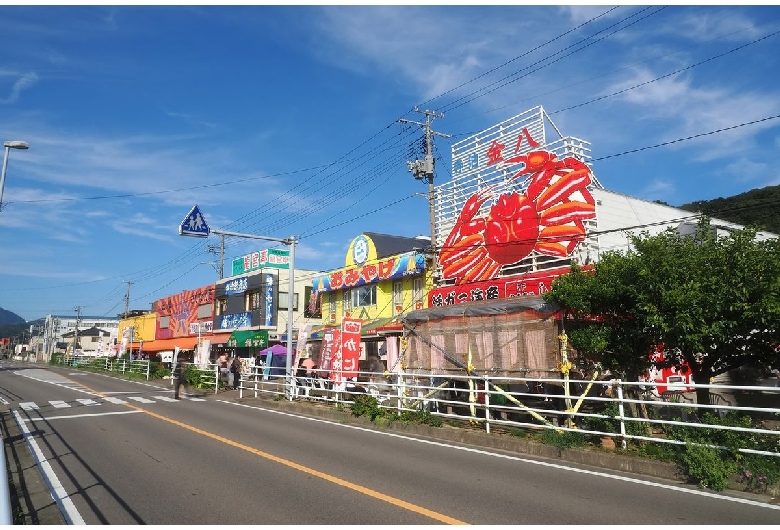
[0,307,25,326]
[678,184,780,235]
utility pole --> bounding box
[73,306,82,355]
[399,107,450,286]
[123,281,133,318]
[207,234,225,279]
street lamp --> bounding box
[0,140,29,212]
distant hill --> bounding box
[678,184,780,235]
[0,307,25,325]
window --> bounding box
[278,292,299,311]
[342,290,351,313]
[159,316,170,329]
[413,278,423,305]
[246,291,262,311]
[328,292,336,317]
[350,285,377,308]
[392,281,403,312]
[216,298,227,316]
[304,286,322,318]
[197,303,212,319]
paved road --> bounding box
[2,362,779,524]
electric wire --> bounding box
[11,8,780,318]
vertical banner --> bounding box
[322,329,339,381]
[385,336,400,375]
[264,274,275,327]
[200,339,212,368]
[339,317,363,380]
[292,324,313,377]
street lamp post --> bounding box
[0,141,29,212]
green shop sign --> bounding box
[232,248,290,275]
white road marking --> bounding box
[76,399,100,407]
[12,409,86,525]
[50,401,70,409]
[104,397,128,405]
[19,402,39,411]
[127,396,155,404]
[25,411,142,421]
[152,395,179,402]
[224,400,780,511]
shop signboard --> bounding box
[428,265,591,306]
[232,248,290,275]
[435,105,598,289]
[311,251,425,293]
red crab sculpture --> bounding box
[439,150,596,285]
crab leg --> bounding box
[539,201,596,226]
[535,168,592,211]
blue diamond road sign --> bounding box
[179,205,210,238]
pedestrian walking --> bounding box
[230,356,242,390]
[173,358,187,400]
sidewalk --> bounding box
[1,404,67,525]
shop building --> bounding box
[405,105,777,377]
[41,313,120,361]
[309,232,430,366]
[209,246,324,359]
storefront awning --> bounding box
[227,330,269,349]
[208,331,233,346]
[361,316,403,336]
[129,336,199,353]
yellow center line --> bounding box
[70,377,468,525]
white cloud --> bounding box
[722,157,770,183]
[664,10,769,43]
[641,178,675,198]
[0,72,39,104]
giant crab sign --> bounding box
[438,149,596,285]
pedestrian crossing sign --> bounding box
[179,205,210,238]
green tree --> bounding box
[544,218,780,405]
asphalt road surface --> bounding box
[2,362,779,524]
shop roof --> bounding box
[402,297,559,324]
[365,232,431,258]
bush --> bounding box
[584,403,620,434]
[350,395,388,421]
[398,408,443,427]
[662,411,780,493]
[681,443,736,491]
[540,428,587,455]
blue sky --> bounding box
[1,5,780,322]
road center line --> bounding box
[53,376,469,525]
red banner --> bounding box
[338,317,362,380]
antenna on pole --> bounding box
[399,107,450,285]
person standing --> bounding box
[218,352,229,385]
[230,356,242,390]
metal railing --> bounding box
[0,429,12,525]
[232,369,780,458]
[50,355,152,380]
[31,356,780,457]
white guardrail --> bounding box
[23,357,780,458]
